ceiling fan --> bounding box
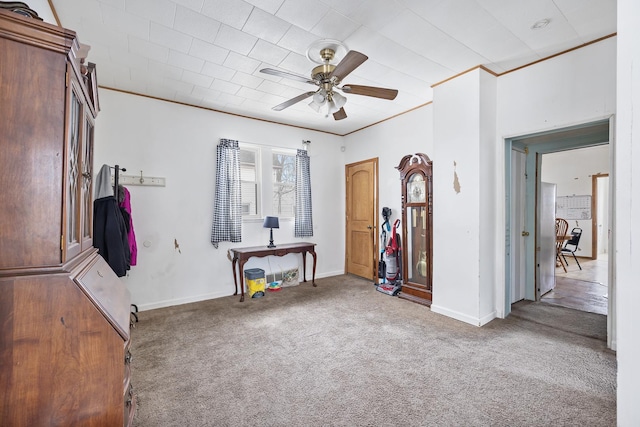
[260,44,398,121]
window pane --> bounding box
[272,152,295,217]
[273,183,295,216]
[242,182,258,216]
[240,148,259,217]
[241,164,255,181]
[240,150,255,163]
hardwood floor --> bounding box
[541,254,608,315]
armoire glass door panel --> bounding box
[64,79,83,261]
[80,114,94,251]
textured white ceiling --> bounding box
[51,0,616,135]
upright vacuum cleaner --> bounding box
[376,208,402,296]
[376,207,391,283]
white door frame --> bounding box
[504,117,615,348]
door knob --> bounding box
[367,225,373,229]
[522,231,530,236]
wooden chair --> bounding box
[555,218,569,272]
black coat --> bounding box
[93,196,130,277]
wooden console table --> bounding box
[230,242,317,302]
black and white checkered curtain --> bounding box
[295,149,313,237]
[211,139,242,248]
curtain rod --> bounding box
[224,139,309,150]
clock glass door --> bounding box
[406,205,428,286]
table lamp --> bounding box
[263,216,279,248]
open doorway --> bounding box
[538,146,610,315]
[504,118,614,341]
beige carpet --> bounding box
[130,275,615,426]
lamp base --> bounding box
[267,228,276,248]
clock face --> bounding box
[407,174,426,203]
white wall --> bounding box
[542,145,610,258]
[94,89,345,310]
[497,38,616,138]
[616,0,640,423]
[479,70,498,323]
[430,68,499,326]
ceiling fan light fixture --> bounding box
[309,89,327,112]
[261,43,397,121]
[332,91,347,109]
[312,90,326,104]
[327,100,339,117]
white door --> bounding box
[510,150,527,302]
[537,182,556,298]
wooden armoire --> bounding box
[0,9,135,426]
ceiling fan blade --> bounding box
[329,51,368,81]
[333,107,347,121]
[272,91,316,111]
[260,68,315,85]
[342,84,398,100]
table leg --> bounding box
[310,249,317,287]
[238,259,247,302]
[231,254,239,296]
[301,251,307,282]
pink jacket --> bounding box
[119,187,138,266]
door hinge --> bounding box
[61,235,64,251]
[65,70,69,88]
[524,146,529,155]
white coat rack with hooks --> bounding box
[111,170,166,187]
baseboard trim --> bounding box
[479,310,498,326]
[430,305,496,327]
[135,291,230,312]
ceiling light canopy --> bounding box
[306,39,348,65]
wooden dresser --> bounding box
[0,9,135,426]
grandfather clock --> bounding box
[397,153,433,306]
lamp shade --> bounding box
[332,91,347,109]
[308,100,322,112]
[263,216,279,229]
[312,90,326,104]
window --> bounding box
[240,148,259,217]
[239,144,296,219]
[272,151,296,217]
